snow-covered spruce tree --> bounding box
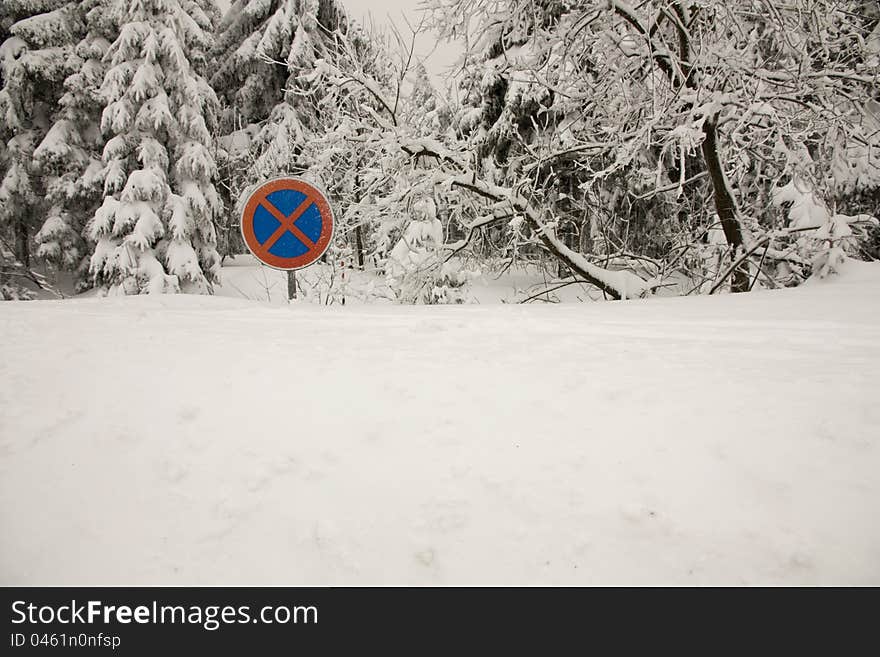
[247,0,350,179]
[771,177,878,281]
[209,0,294,130]
[429,0,880,294]
[0,1,82,297]
[382,193,474,304]
[31,0,118,290]
[401,62,453,135]
[86,0,222,295]
[208,0,353,258]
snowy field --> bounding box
[1,261,879,585]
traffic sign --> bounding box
[240,177,334,270]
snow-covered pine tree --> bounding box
[208,0,348,257]
[0,0,81,297]
[235,0,349,179]
[31,0,117,289]
[209,0,385,260]
[382,192,473,304]
[402,62,435,128]
[87,0,223,295]
[209,0,289,131]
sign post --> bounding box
[240,177,335,299]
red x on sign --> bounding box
[240,177,335,270]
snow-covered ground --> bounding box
[1,261,878,585]
[213,253,609,305]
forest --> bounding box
[1,0,879,303]
[2,1,880,588]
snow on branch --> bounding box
[313,50,654,301]
[394,139,649,300]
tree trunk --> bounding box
[15,216,29,268]
[353,171,365,269]
[355,224,365,269]
[287,270,297,300]
[701,118,750,293]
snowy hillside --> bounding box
[1,262,878,585]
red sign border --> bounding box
[240,177,335,271]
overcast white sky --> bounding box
[215,0,462,85]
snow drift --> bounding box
[1,262,878,585]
